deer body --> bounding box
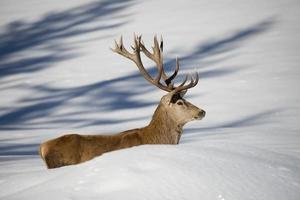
[40,35,205,169]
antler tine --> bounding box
[111,35,133,60]
[139,35,165,83]
[139,38,151,58]
[154,36,164,83]
[112,35,199,93]
[112,35,172,92]
[153,35,167,82]
[193,72,199,85]
[140,35,173,86]
[178,74,189,87]
[119,36,123,49]
[160,35,163,52]
[165,56,180,88]
[134,34,141,51]
[173,72,199,93]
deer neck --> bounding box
[146,104,183,144]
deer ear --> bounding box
[179,90,187,98]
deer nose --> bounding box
[199,110,206,118]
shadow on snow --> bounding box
[0,0,134,79]
[182,108,282,144]
[0,9,277,156]
[0,17,275,131]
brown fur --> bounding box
[40,95,205,169]
[40,35,206,169]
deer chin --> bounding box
[194,116,204,120]
[193,111,206,120]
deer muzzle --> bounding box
[195,109,206,120]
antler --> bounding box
[111,34,199,93]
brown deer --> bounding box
[39,35,206,169]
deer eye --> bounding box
[176,101,184,106]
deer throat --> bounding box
[146,105,184,144]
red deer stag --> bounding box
[40,35,206,169]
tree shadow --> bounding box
[182,18,275,64]
[0,143,40,156]
[0,0,134,79]
[0,17,276,131]
[181,109,282,143]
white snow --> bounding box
[0,0,300,199]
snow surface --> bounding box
[0,0,300,199]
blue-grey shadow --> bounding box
[182,109,281,143]
[0,143,40,156]
[0,0,134,79]
[0,18,276,131]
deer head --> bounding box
[112,35,205,126]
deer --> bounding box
[39,35,206,169]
